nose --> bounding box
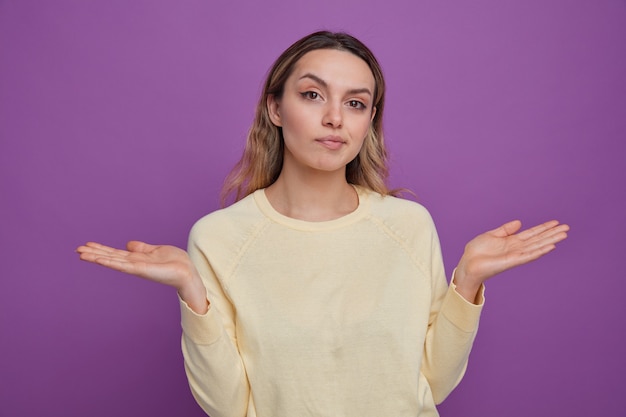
[322,101,343,128]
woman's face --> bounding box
[268,48,376,177]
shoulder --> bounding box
[360,188,440,251]
[189,192,266,245]
[365,189,435,229]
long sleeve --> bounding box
[179,225,250,417]
[422,281,484,403]
[177,189,484,417]
[420,225,484,404]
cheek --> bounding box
[353,117,371,143]
[279,105,314,136]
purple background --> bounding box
[1,1,624,416]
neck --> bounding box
[265,168,358,222]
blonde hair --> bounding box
[221,31,395,205]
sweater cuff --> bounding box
[179,295,223,345]
[441,280,485,333]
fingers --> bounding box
[515,220,558,240]
[528,226,569,252]
[518,221,569,243]
[76,242,132,266]
[76,241,192,288]
[76,242,130,261]
[76,241,146,275]
[76,240,155,260]
[507,222,569,266]
[492,219,569,243]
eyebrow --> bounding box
[298,73,373,97]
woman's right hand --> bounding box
[76,241,209,314]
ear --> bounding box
[267,94,282,127]
[370,106,377,122]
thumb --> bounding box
[126,241,157,253]
[491,220,522,238]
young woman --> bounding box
[77,31,569,417]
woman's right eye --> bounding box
[301,91,319,100]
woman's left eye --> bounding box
[348,100,366,110]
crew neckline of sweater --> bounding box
[253,186,370,231]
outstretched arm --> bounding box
[76,241,208,314]
[453,220,570,303]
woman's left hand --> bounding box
[453,220,569,303]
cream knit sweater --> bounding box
[180,187,484,417]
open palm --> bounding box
[76,241,196,289]
[457,219,569,285]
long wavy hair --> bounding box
[221,31,395,205]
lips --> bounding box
[316,135,346,150]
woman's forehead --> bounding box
[290,49,375,90]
